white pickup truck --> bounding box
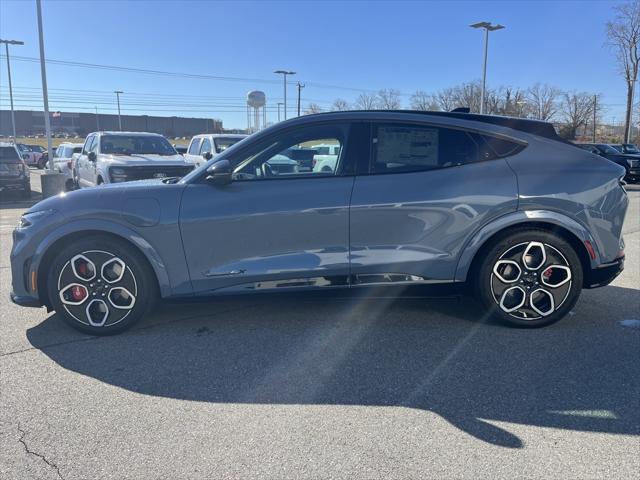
[75,132,194,188]
[184,134,248,167]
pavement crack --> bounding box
[17,423,64,480]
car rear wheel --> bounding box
[475,229,583,327]
[47,236,158,335]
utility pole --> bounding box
[470,22,505,114]
[277,102,284,122]
[593,95,597,143]
[274,70,295,120]
[95,105,100,130]
[114,90,123,130]
[296,82,305,117]
[1,39,24,139]
[35,0,53,172]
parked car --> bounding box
[184,134,248,167]
[310,143,342,173]
[577,143,638,183]
[51,142,83,191]
[610,143,640,155]
[0,142,31,198]
[173,144,188,155]
[10,111,628,335]
[74,132,194,188]
[281,147,317,172]
[16,144,46,168]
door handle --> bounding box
[203,269,245,277]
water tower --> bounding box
[246,90,266,132]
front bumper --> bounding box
[10,291,42,308]
[585,256,625,288]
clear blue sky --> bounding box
[0,0,630,129]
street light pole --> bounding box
[277,102,284,122]
[296,82,305,117]
[114,90,123,130]
[35,0,54,174]
[0,39,24,139]
[470,22,505,115]
[274,70,295,120]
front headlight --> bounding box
[109,167,128,183]
[18,209,56,229]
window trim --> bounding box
[363,120,527,177]
[187,137,203,156]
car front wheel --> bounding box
[475,229,583,327]
[47,236,158,335]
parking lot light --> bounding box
[274,70,296,120]
[114,91,124,131]
[0,38,25,139]
[470,22,505,115]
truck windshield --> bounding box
[101,135,176,156]
[214,137,244,153]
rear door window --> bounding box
[0,146,20,162]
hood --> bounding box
[103,153,189,166]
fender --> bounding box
[32,218,173,298]
[454,209,600,283]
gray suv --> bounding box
[10,111,629,335]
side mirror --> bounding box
[202,151,213,161]
[205,159,232,185]
[88,151,97,162]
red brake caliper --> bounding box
[543,267,553,280]
[72,285,86,301]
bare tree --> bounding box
[558,91,599,139]
[526,83,561,121]
[331,98,350,111]
[607,0,640,142]
[304,103,323,115]
[410,90,439,111]
[435,87,457,112]
[377,88,402,109]
[354,92,379,109]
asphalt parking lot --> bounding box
[1,169,639,479]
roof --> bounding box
[192,133,248,139]
[285,110,564,142]
[92,131,165,136]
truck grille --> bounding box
[113,165,194,181]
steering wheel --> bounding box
[261,162,275,177]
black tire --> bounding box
[38,158,46,169]
[47,235,158,335]
[21,184,31,199]
[474,228,583,328]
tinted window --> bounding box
[372,125,484,173]
[200,138,212,155]
[72,147,83,154]
[83,136,95,154]
[232,124,349,180]
[100,135,175,155]
[188,138,202,155]
[0,146,20,161]
[482,135,522,157]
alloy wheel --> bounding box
[57,250,138,327]
[490,241,572,320]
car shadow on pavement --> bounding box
[26,286,640,449]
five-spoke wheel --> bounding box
[476,229,583,327]
[48,236,156,335]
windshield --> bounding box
[623,144,640,153]
[100,135,176,156]
[214,137,244,153]
[0,146,20,162]
[597,144,621,155]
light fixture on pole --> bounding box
[470,21,505,115]
[0,38,24,139]
[274,70,295,120]
[114,90,123,130]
